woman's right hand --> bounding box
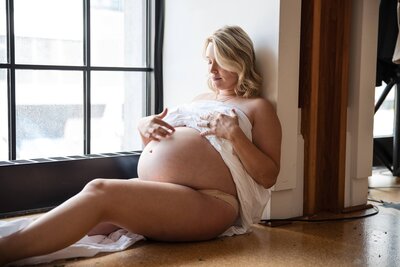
[138,108,175,143]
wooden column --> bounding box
[299,0,351,214]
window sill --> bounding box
[0,152,141,218]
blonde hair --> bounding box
[204,25,262,97]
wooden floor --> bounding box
[17,169,400,266]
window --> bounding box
[0,69,7,160]
[373,81,399,174]
[0,0,153,161]
[0,0,164,217]
[374,82,395,137]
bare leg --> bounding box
[0,181,107,264]
[0,179,237,265]
[87,222,121,236]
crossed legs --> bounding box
[0,179,238,265]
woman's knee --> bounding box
[82,178,111,197]
[76,179,115,222]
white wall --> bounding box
[164,0,303,219]
[163,0,279,106]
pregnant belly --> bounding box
[137,127,236,195]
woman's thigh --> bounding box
[90,179,237,241]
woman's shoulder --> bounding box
[238,97,275,114]
[246,96,273,106]
[192,92,215,101]
[240,97,280,127]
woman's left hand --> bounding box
[198,109,240,140]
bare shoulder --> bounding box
[244,97,281,139]
[239,97,278,124]
[192,92,214,101]
[247,97,275,114]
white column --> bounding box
[346,0,379,207]
[265,0,304,219]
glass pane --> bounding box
[91,0,147,67]
[0,0,6,63]
[91,71,145,153]
[0,69,7,160]
[374,83,395,137]
[15,70,83,159]
[14,0,83,65]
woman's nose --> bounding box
[210,62,218,73]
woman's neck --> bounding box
[217,89,236,96]
[215,91,238,102]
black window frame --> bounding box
[0,0,165,218]
[373,81,400,176]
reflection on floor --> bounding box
[30,169,400,266]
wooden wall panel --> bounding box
[299,0,351,214]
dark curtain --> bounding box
[376,0,399,86]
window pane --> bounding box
[374,83,395,137]
[15,70,83,159]
[14,0,83,65]
[0,0,6,63]
[91,71,145,153]
[0,69,7,160]
[91,0,147,67]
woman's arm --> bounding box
[201,98,282,188]
[235,99,281,188]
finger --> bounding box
[146,132,159,141]
[147,131,161,141]
[200,114,209,120]
[197,121,210,128]
[151,136,160,141]
[155,108,168,119]
[200,130,213,137]
[200,113,214,120]
[155,127,171,137]
[146,129,155,138]
[230,109,239,123]
[154,119,175,132]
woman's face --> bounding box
[205,43,238,93]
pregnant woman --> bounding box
[0,25,281,265]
